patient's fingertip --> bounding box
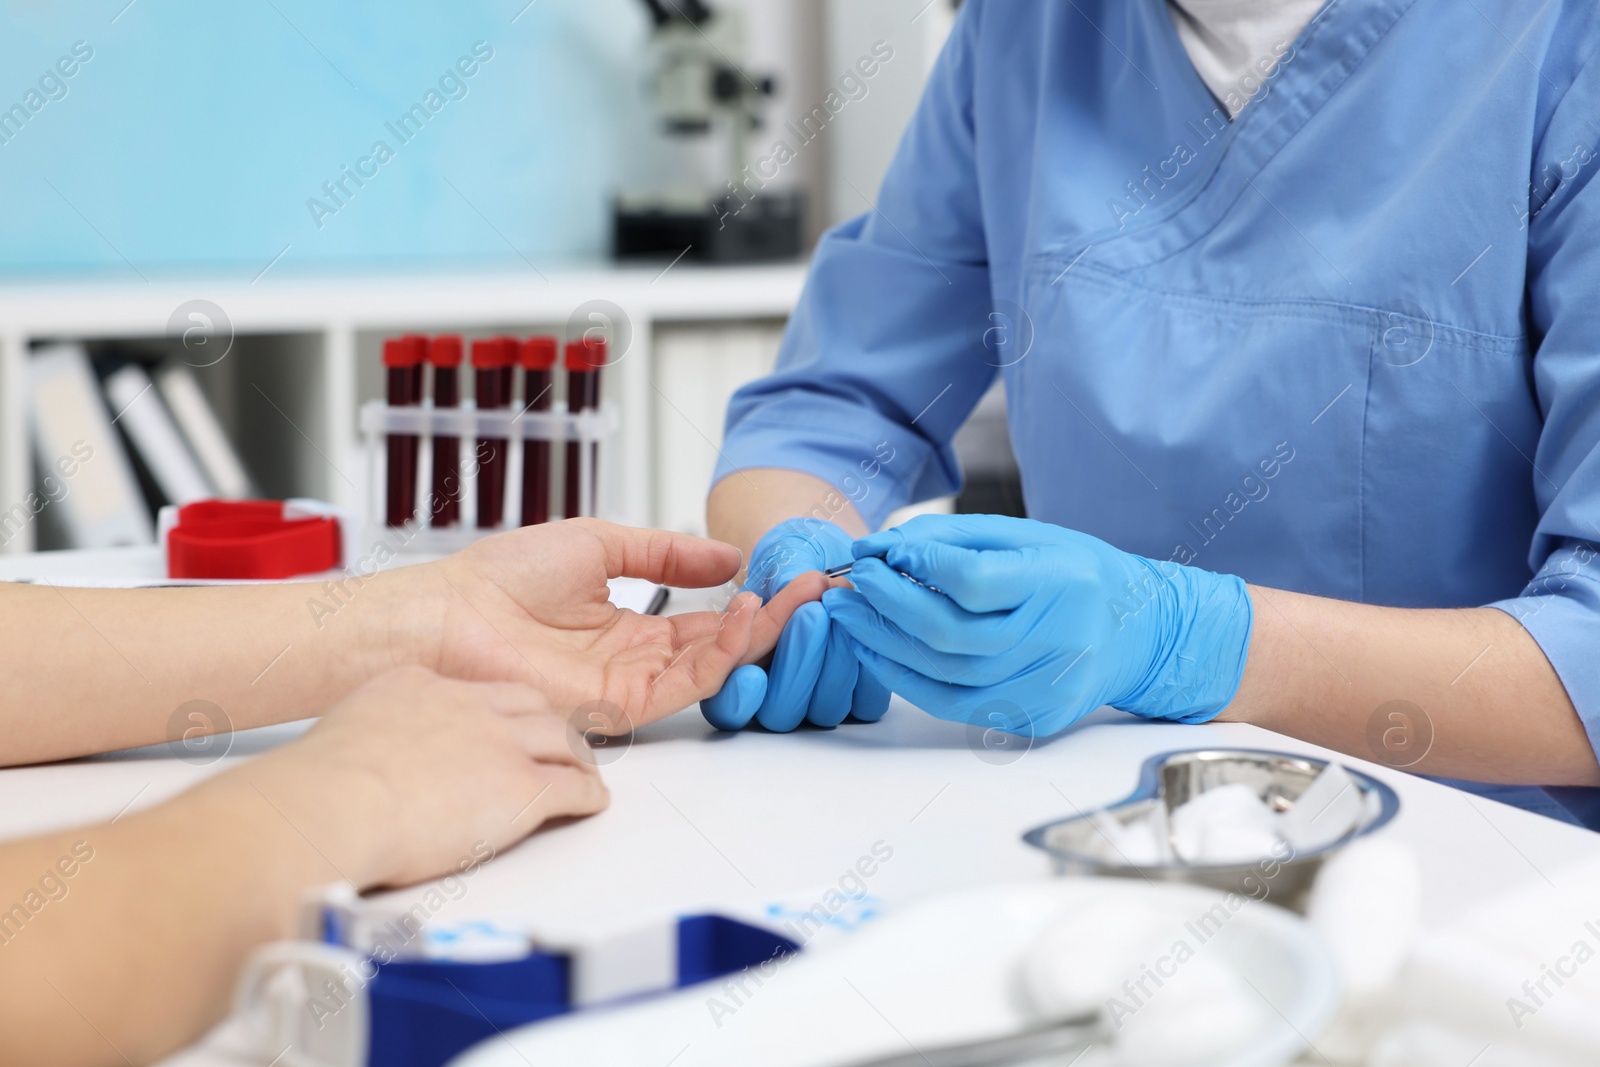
[780,570,828,603]
[709,539,742,571]
[808,568,835,593]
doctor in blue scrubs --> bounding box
[701,0,1600,823]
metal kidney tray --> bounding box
[1022,748,1401,909]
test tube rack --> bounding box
[359,398,621,555]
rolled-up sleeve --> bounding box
[714,0,996,531]
[1490,63,1600,764]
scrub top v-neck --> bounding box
[717,0,1600,825]
[1166,0,1328,116]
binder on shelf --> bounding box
[26,343,153,548]
[103,363,214,507]
[155,361,253,499]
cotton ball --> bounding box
[1113,953,1266,1067]
[1170,783,1283,865]
[1022,899,1177,1020]
[1088,809,1164,866]
[1306,836,1421,996]
[1194,822,1287,866]
[1114,818,1164,867]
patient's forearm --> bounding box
[707,468,868,574]
[0,577,418,766]
[1224,587,1600,786]
[0,764,381,1067]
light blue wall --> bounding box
[0,0,654,278]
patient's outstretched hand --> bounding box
[413,519,828,731]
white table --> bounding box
[3,547,1598,1064]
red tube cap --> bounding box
[565,336,607,371]
[382,334,427,368]
[428,335,464,368]
[472,336,517,369]
[519,335,559,371]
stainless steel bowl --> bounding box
[1022,748,1400,911]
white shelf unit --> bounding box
[0,263,807,553]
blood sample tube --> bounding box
[495,339,515,418]
[495,333,518,521]
[518,336,558,526]
[383,335,426,527]
[563,336,605,519]
[427,335,463,528]
[402,332,427,413]
[472,336,517,529]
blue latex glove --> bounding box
[700,518,891,732]
[824,514,1252,735]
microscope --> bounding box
[614,0,804,263]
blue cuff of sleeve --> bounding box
[714,399,958,531]
[1490,547,1600,766]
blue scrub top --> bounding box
[716,0,1600,825]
